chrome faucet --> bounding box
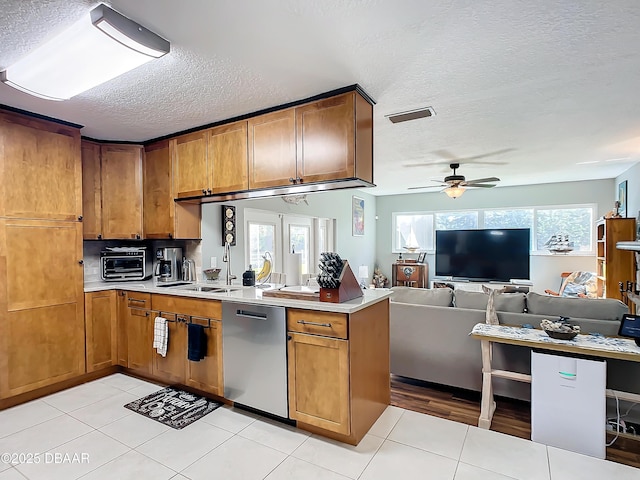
[223,241,236,285]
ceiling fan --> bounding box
[408,163,500,198]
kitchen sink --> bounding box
[177,285,242,293]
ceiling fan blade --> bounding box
[407,185,443,190]
[432,148,514,163]
[464,183,497,188]
[464,177,500,184]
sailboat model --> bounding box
[545,234,574,254]
[403,227,420,253]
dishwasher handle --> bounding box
[236,309,268,320]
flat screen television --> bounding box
[435,228,530,282]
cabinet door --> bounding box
[287,332,350,435]
[116,291,128,367]
[248,109,297,189]
[81,141,103,239]
[144,140,201,240]
[0,219,85,398]
[296,93,355,183]
[0,110,82,221]
[185,318,223,396]
[152,313,187,383]
[210,121,249,193]
[127,307,153,375]
[101,144,143,239]
[144,140,173,238]
[173,131,209,198]
[85,290,117,372]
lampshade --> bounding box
[0,4,170,101]
[444,186,466,198]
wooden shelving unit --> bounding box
[596,218,636,300]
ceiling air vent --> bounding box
[386,106,436,123]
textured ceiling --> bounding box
[1,0,639,195]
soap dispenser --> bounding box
[243,265,256,286]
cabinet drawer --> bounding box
[152,294,222,319]
[127,292,151,308]
[287,309,347,339]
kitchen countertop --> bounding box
[84,280,392,314]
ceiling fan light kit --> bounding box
[444,185,466,199]
[386,106,436,123]
[0,3,170,101]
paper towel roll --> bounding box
[284,253,302,286]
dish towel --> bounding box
[153,316,168,357]
[188,323,207,362]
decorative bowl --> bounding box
[544,329,578,340]
[203,268,221,281]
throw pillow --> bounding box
[390,286,453,306]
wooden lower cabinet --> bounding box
[125,292,153,375]
[287,300,390,445]
[85,291,117,372]
[288,333,350,434]
[150,295,223,396]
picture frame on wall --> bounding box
[352,196,364,236]
[618,180,628,218]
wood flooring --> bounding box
[390,375,640,469]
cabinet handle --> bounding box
[97,234,102,240]
[129,298,147,304]
[207,188,212,195]
[177,315,189,323]
[297,320,332,328]
[202,189,207,194]
[135,234,141,239]
[287,335,292,341]
[119,291,126,296]
[289,177,296,184]
[168,233,173,239]
[78,215,83,221]
[78,260,84,265]
[296,177,303,183]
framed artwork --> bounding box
[417,252,426,263]
[618,180,628,218]
[352,196,364,236]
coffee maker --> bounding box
[154,247,182,283]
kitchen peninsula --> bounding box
[87,281,391,446]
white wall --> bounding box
[615,162,640,229]
[375,179,615,293]
[200,189,377,284]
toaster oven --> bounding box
[100,247,151,281]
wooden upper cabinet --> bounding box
[0,110,82,221]
[101,144,144,239]
[210,121,249,193]
[173,131,209,198]
[144,141,201,239]
[81,141,102,239]
[248,108,297,189]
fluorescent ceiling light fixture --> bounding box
[575,160,599,165]
[444,185,465,199]
[0,3,169,101]
[604,157,630,162]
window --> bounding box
[247,223,275,272]
[391,204,596,255]
[535,207,593,252]
[392,213,433,253]
[435,211,478,230]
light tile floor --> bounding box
[0,374,637,480]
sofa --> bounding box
[390,286,634,400]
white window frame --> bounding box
[391,203,597,256]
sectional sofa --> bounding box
[389,286,633,400]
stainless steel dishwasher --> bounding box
[222,302,288,418]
